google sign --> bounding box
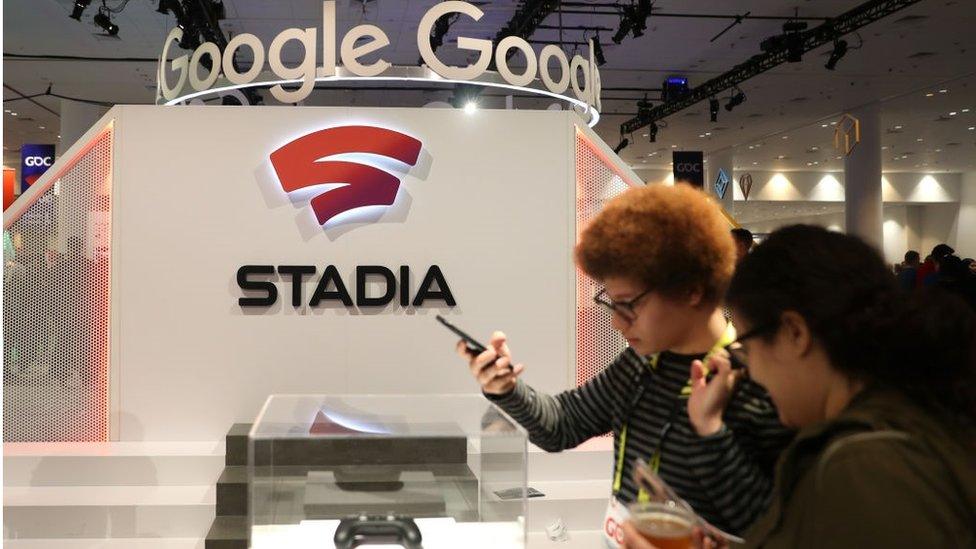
[156,1,602,124]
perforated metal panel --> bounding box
[3,128,113,442]
[575,132,632,388]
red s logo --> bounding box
[270,126,423,225]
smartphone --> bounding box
[436,315,514,371]
[435,315,488,355]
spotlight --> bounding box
[825,39,848,70]
[628,7,645,38]
[783,21,807,63]
[69,0,91,20]
[631,0,652,38]
[709,97,719,122]
[612,14,632,44]
[450,83,480,109]
[156,0,169,14]
[94,11,119,36]
[593,35,606,66]
[725,89,746,112]
[649,122,658,143]
[178,26,201,49]
[613,137,629,154]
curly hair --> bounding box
[575,184,736,303]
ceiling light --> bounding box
[969,126,975,131]
[94,10,119,35]
[939,89,948,93]
[724,88,746,112]
[825,39,848,70]
[613,137,630,154]
[782,135,789,139]
[821,123,828,128]
[69,0,91,20]
[612,14,632,44]
[925,92,934,97]
[916,138,923,142]
[882,146,888,150]
[894,125,903,130]
[830,121,837,125]
[463,101,477,114]
[962,108,970,113]
[593,35,607,66]
[671,144,677,148]
[11,112,17,116]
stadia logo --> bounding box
[269,125,423,226]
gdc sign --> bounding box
[158,1,601,109]
[24,157,53,167]
[20,144,56,193]
[672,151,704,189]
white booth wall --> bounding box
[102,106,625,441]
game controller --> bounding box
[333,514,422,548]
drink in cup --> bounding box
[628,502,694,549]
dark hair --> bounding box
[932,243,955,260]
[731,228,754,247]
[727,225,976,424]
[904,250,920,264]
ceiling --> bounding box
[4,0,976,173]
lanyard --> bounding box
[612,322,737,500]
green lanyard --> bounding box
[612,322,737,501]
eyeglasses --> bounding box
[726,322,776,364]
[594,288,653,322]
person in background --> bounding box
[896,250,920,291]
[935,254,976,310]
[457,184,793,543]
[623,225,976,549]
[916,243,954,288]
[730,228,754,264]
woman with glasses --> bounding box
[457,184,793,543]
[622,225,976,548]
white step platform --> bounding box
[3,437,613,547]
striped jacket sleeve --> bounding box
[485,351,639,452]
[689,379,795,534]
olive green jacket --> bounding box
[743,385,976,548]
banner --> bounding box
[672,151,704,189]
[3,168,14,211]
[21,144,55,193]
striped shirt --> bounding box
[487,347,795,535]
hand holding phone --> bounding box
[436,315,522,395]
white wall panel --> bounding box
[110,106,584,440]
